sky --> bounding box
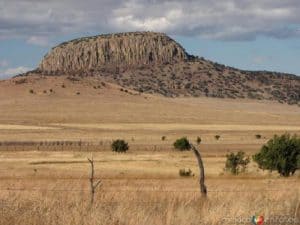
[1,0,300,79]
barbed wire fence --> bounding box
[0,187,299,193]
[0,140,175,152]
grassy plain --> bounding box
[0,75,300,224]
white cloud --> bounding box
[1,0,300,41]
[0,66,32,79]
[112,15,171,32]
[26,36,49,47]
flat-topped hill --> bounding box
[15,32,300,105]
[39,32,189,72]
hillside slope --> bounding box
[18,32,300,105]
[0,74,300,152]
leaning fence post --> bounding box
[191,144,207,197]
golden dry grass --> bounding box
[0,76,300,224]
[1,151,300,224]
[0,76,299,154]
[1,178,299,225]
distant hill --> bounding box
[18,32,300,105]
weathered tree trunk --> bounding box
[88,156,102,206]
[191,144,207,197]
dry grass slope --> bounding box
[1,151,300,224]
[0,73,300,224]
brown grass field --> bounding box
[0,75,300,224]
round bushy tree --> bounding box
[225,151,250,175]
[111,139,129,153]
[173,137,191,151]
[253,134,300,177]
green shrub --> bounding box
[161,136,166,141]
[29,89,34,94]
[173,137,191,151]
[253,134,300,177]
[111,139,129,153]
[196,136,202,145]
[255,134,262,139]
[225,151,250,175]
[179,168,193,177]
[215,135,220,140]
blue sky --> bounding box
[1,0,300,78]
[175,35,300,75]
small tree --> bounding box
[225,151,250,175]
[215,135,220,140]
[111,139,129,153]
[253,134,300,177]
[196,136,202,145]
[161,136,166,141]
[173,137,191,151]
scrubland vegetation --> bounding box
[0,134,300,224]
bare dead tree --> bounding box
[87,156,102,206]
[191,144,207,197]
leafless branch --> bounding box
[87,156,102,206]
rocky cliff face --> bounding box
[39,32,189,72]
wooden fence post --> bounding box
[191,144,207,197]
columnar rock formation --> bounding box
[39,32,189,72]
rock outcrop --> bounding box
[39,32,189,72]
